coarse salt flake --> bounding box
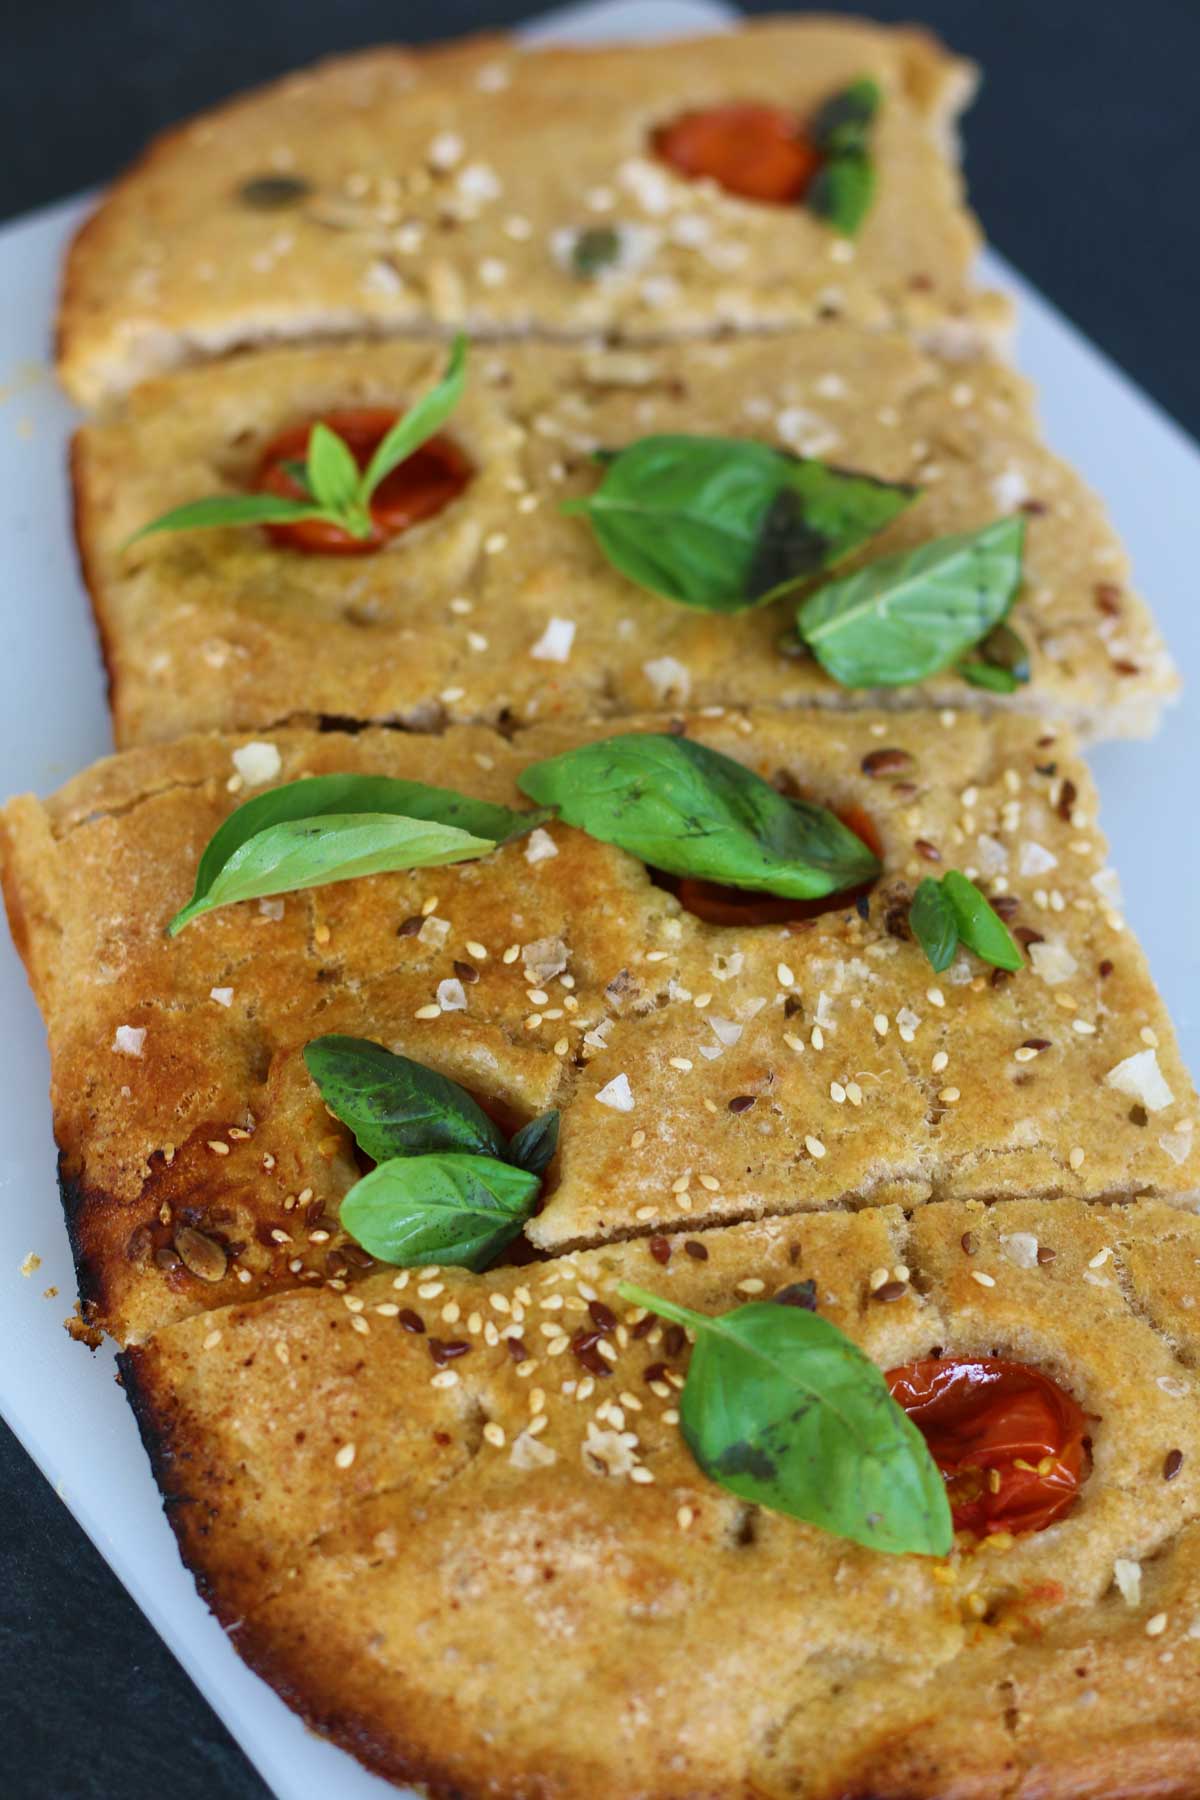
[1105,1048,1174,1114]
[112,1026,145,1057]
[596,1073,635,1112]
[642,656,691,704]
[436,979,468,1013]
[530,617,576,663]
[209,987,234,1008]
[525,828,559,865]
[231,741,282,787]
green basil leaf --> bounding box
[808,153,875,236]
[810,77,882,155]
[563,435,915,613]
[171,812,494,933]
[124,492,332,548]
[358,333,468,504]
[303,1035,507,1163]
[942,870,1023,972]
[169,772,544,934]
[507,1109,560,1176]
[909,878,959,973]
[618,1282,952,1556]
[307,421,363,513]
[571,225,622,277]
[958,660,1022,694]
[518,733,879,899]
[959,619,1032,694]
[796,517,1026,688]
[341,1152,540,1269]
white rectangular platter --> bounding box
[0,2,1197,1795]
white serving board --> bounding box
[0,2,1197,1795]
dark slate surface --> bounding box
[1,4,1196,1797]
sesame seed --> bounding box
[465,940,487,960]
[1088,1247,1111,1269]
[939,1087,961,1104]
[418,1281,444,1300]
[669,1057,693,1072]
[677,1505,694,1531]
[931,1051,949,1074]
[206,1139,230,1156]
[415,1003,441,1020]
[430,1369,460,1389]
[630,1129,646,1149]
[830,1081,846,1104]
[503,944,520,963]
[873,1013,889,1037]
[845,1082,863,1106]
[927,988,945,1008]
[805,1135,826,1159]
[1013,1046,1039,1063]
[202,1329,221,1350]
[777,963,795,988]
[971,1270,996,1288]
[334,1444,356,1469]
[1146,1613,1168,1637]
[483,1422,506,1448]
[736,1278,765,1295]
[869,1267,890,1291]
[1069,1146,1086,1169]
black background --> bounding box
[2,4,1198,1796]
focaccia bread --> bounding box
[74,332,1176,750]
[3,710,1195,1346]
[58,21,1000,408]
[121,1196,1200,1799]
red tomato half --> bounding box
[255,408,472,555]
[886,1357,1088,1537]
[652,104,821,205]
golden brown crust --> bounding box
[3,712,1196,1346]
[73,332,1176,750]
[121,1198,1200,1799]
[57,21,996,408]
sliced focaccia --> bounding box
[2,710,1194,1346]
[58,21,1000,408]
[120,1196,1200,1799]
[74,332,1176,750]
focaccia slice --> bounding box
[59,21,997,408]
[3,710,1195,1345]
[120,1197,1200,1799]
[74,332,1176,749]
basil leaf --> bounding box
[124,492,331,547]
[909,878,959,973]
[170,773,544,934]
[958,661,1021,694]
[959,620,1032,694]
[307,421,363,514]
[518,734,879,899]
[507,1109,560,1177]
[303,1035,507,1164]
[942,870,1023,972]
[173,812,495,932]
[340,1152,540,1269]
[358,333,468,504]
[810,77,881,155]
[808,79,881,235]
[809,155,875,237]
[619,1282,951,1556]
[796,517,1026,688]
[562,436,915,613]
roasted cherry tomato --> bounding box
[886,1357,1088,1537]
[255,408,472,555]
[672,804,879,928]
[652,103,821,205]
